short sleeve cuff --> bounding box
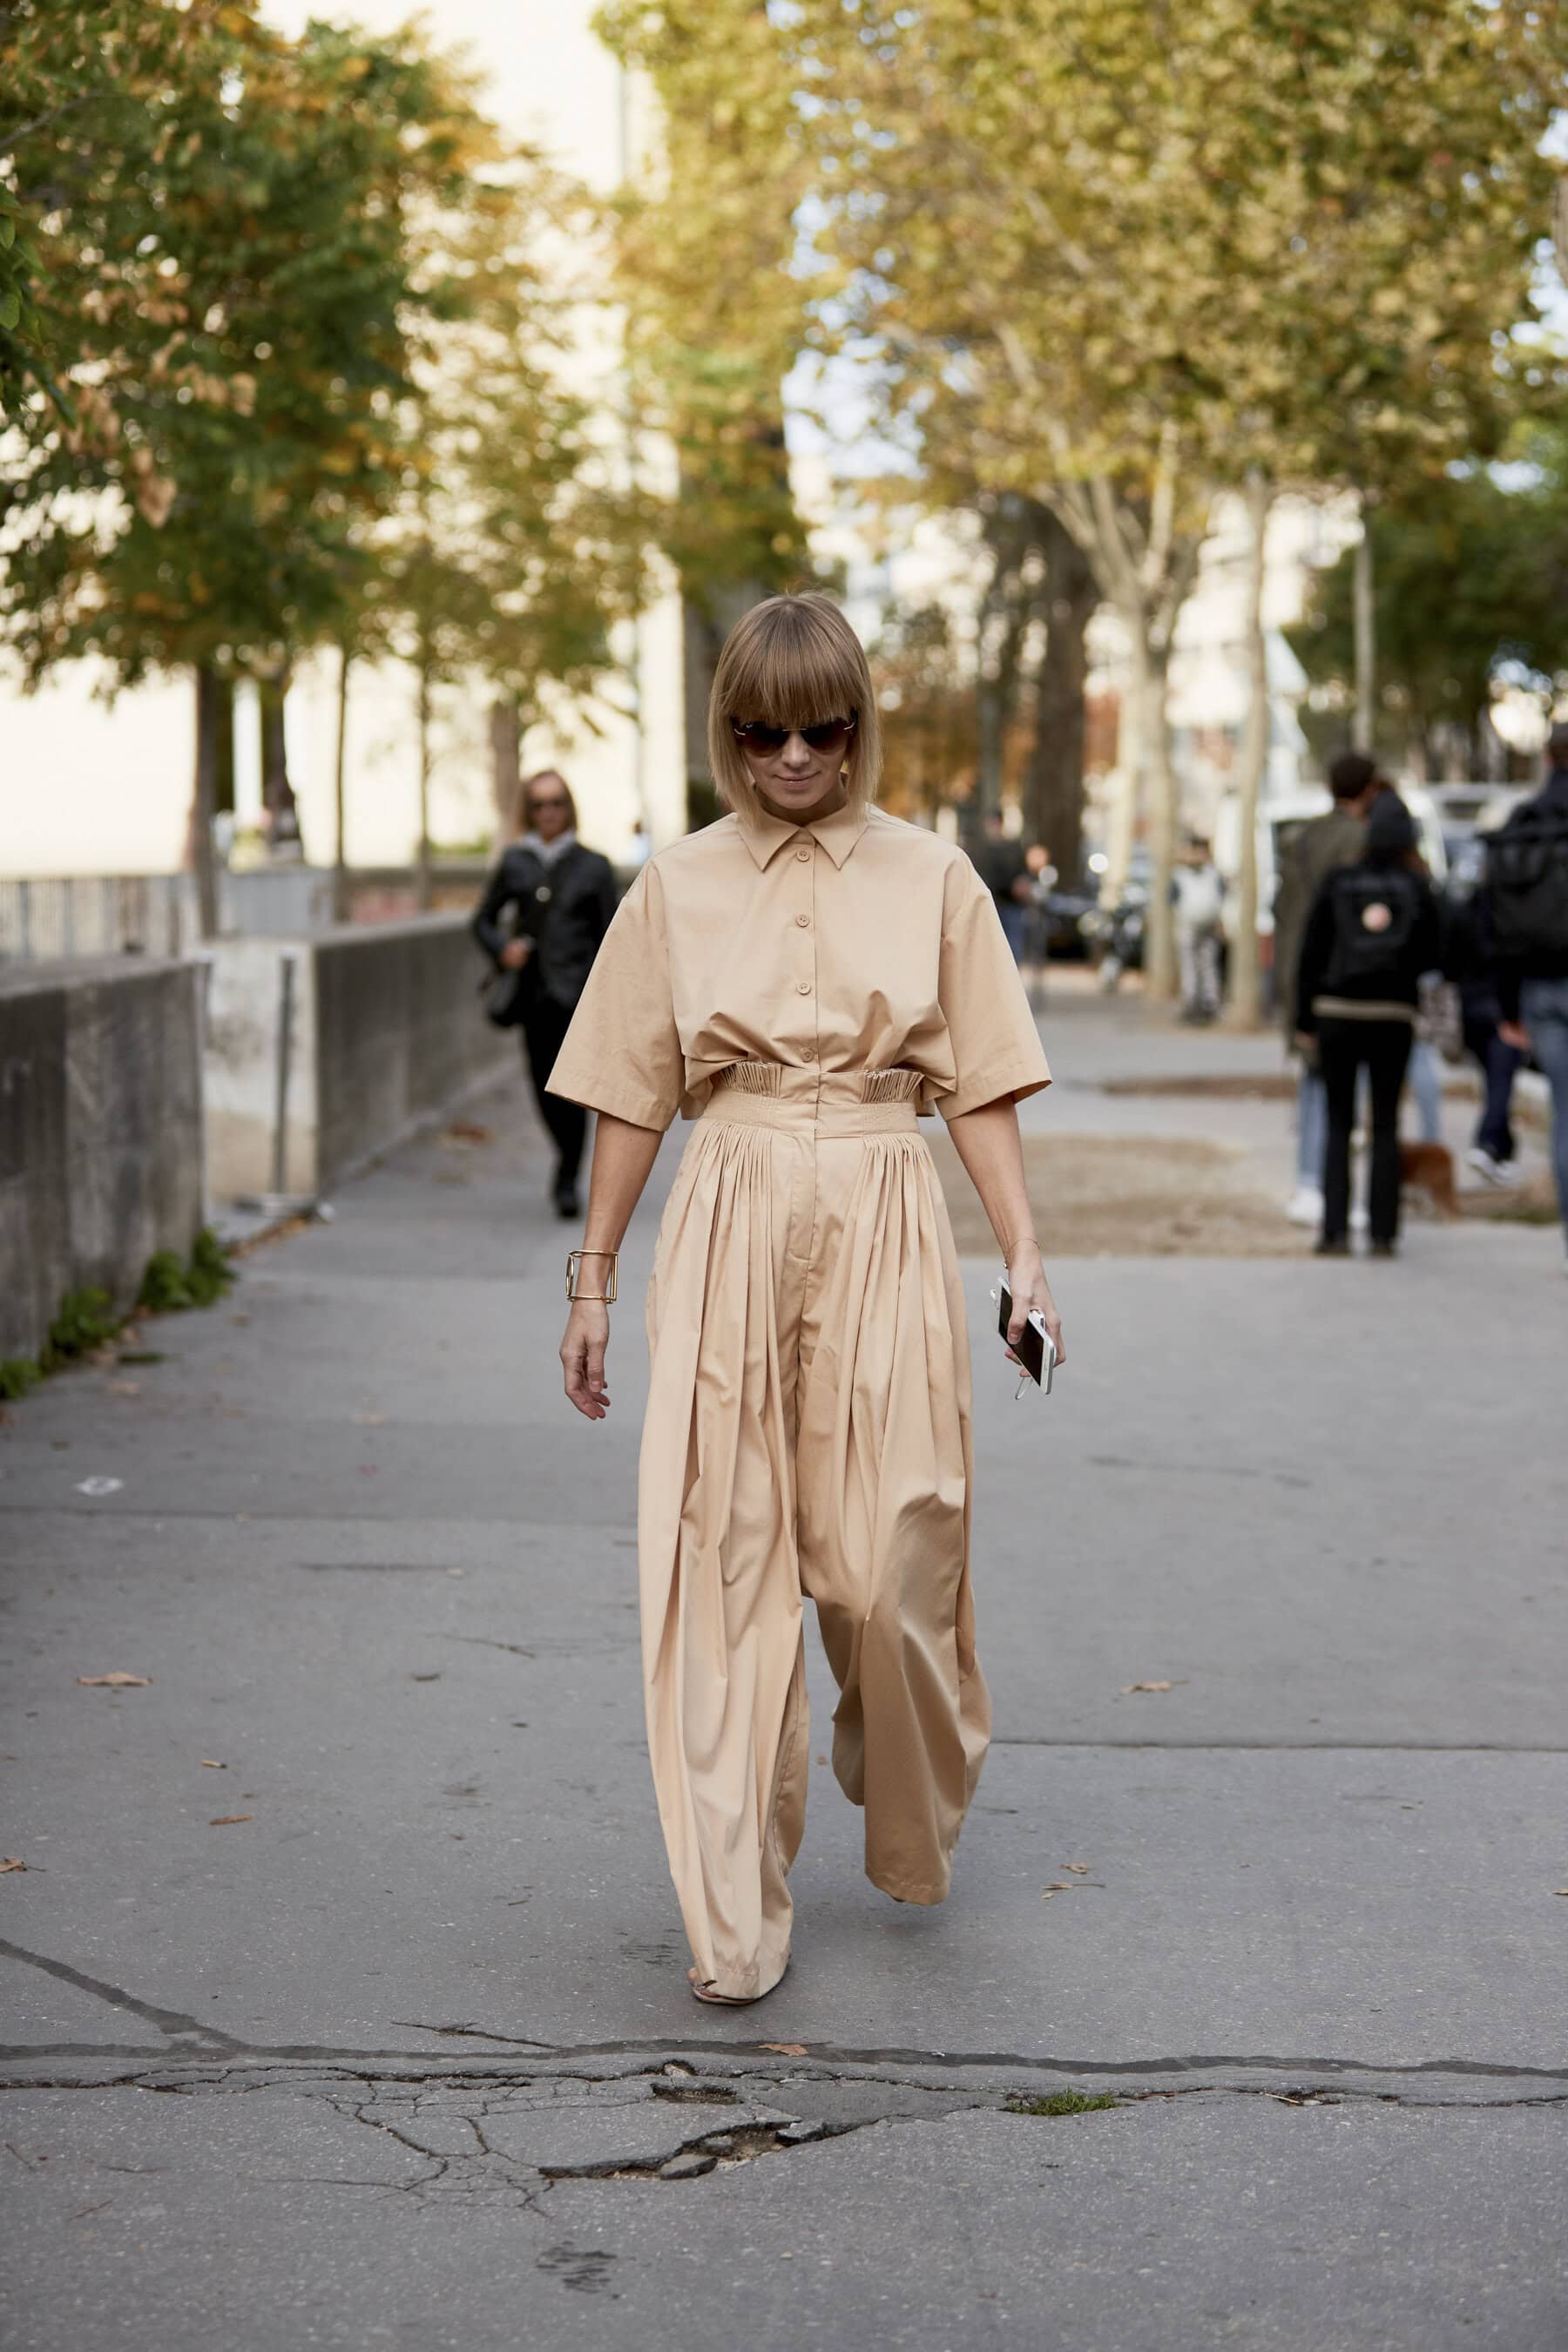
[545,1062,675,1132]
[938,1057,1052,1123]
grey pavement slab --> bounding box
[2,994,1565,2349]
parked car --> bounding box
[1036,876,1101,959]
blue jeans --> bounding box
[997,902,1027,962]
[1297,1068,1327,1187]
[1409,1039,1443,1145]
[1463,1017,1523,1164]
[1521,977,1568,1239]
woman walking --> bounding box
[472,771,618,1219]
[1295,792,1443,1259]
[548,593,1063,2004]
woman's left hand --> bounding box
[1005,1242,1064,1371]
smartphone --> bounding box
[997,1274,1056,1394]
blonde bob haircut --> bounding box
[707,592,882,822]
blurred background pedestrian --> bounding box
[471,770,618,1220]
[1275,752,1380,1227]
[1294,793,1443,1259]
[1443,875,1523,1188]
[1490,720,1568,1261]
[974,811,1033,962]
[1172,835,1225,1024]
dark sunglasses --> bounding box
[731,714,857,756]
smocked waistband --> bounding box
[700,1063,922,1134]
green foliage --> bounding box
[3,3,650,787]
[596,0,811,615]
[1,7,500,690]
[137,1250,191,1314]
[44,1287,118,1362]
[0,1357,44,1401]
[1005,2091,1119,2117]
[1289,442,1568,767]
[186,1227,234,1305]
[138,1230,234,1314]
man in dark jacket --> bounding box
[1492,721,1568,1252]
[1274,751,1380,1223]
[472,771,618,1219]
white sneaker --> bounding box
[1350,1205,1370,1235]
[1287,1185,1324,1227]
[1467,1146,1506,1186]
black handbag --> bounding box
[479,962,529,1029]
[477,848,555,1029]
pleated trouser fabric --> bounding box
[639,1067,991,2001]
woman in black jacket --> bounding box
[471,771,619,1218]
[1294,794,1443,1258]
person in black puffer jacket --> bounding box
[1294,794,1443,1257]
[472,771,619,1219]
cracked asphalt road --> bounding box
[3,993,1565,2349]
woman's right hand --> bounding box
[561,1299,612,1419]
[500,939,531,971]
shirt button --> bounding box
[794,913,810,928]
[795,980,811,996]
[794,846,810,862]
[801,1044,816,1061]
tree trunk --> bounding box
[973,497,1031,834]
[1228,473,1271,1028]
[213,675,236,816]
[1102,671,1140,901]
[190,662,223,940]
[1024,510,1095,882]
[1121,621,1180,1003]
[1353,511,1375,752]
[490,697,522,841]
[333,646,351,924]
[416,663,434,912]
[260,660,303,855]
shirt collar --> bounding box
[737,800,869,870]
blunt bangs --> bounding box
[707,592,882,820]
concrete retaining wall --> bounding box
[204,916,510,1200]
[0,959,206,1362]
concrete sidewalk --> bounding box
[3,994,1565,2350]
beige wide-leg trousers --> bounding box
[639,1066,991,2000]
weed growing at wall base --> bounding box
[139,1229,233,1314]
[4,1233,237,1406]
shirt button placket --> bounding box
[794,835,820,1095]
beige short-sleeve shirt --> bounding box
[547,802,1051,1130]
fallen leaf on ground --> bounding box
[77,1672,151,1687]
[208,1815,253,1827]
[1555,1889,1568,1898]
[1064,1862,1091,1874]
[1118,1679,1189,1694]
[443,1121,492,1145]
[1042,1882,1074,1894]
[760,2043,808,2057]
[107,1381,140,1396]
[1,1857,26,1874]
[200,1759,226,1769]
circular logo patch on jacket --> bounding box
[1361,901,1392,932]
